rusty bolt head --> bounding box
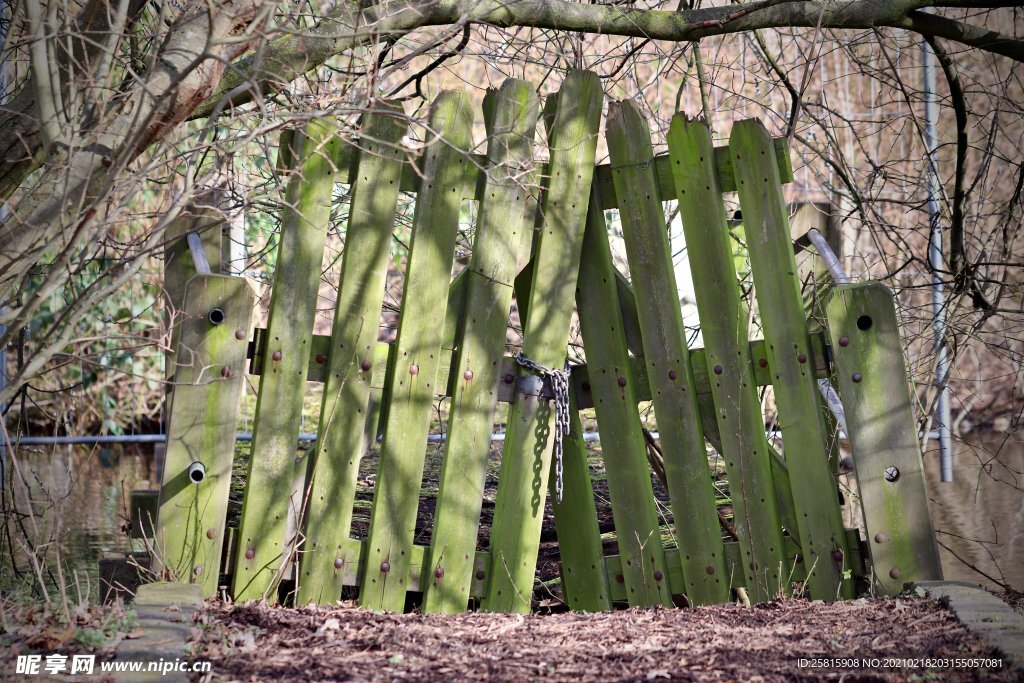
[889,567,901,580]
[475,570,486,581]
[617,376,627,388]
[220,366,231,378]
[434,567,445,580]
[713,364,723,375]
[794,553,804,564]
[831,550,844,564]
[315,354,326,364]
[334,558,344,570]
[235,329,246,340]
[838,336,850,347]
[705,566,715,575]
[749,562,758,571]
[668,370,678,381]
[758,358,768,368]
[193,565,203,576]
[271,350,282,362]
[245,547,255,561]
[380,561,391,574]
[653,570,664,582]
[206,529,217,539]
[615,574,625,584]
[581,381,591,391]
[409,364,419,376]
[797,353,808,364]
[503,374,515,384]
[463,369,474,381]
[361,359,372,372]
[852,372,863,383]
[874,533,887,544]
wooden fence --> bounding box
[153,71,942,613]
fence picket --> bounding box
[297,103,407,605]
[360,91,474,612]
[574,181,673,607]
[483,70,604,613]
[232,122,342,602]
[422,79,540,614]
[730,120,852,600]
[666,116,788,602]
[606,101,730,605]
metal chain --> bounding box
[514,351,571,503]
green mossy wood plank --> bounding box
[297,104,407,605]
[607,100,729,606]
[550,387,612,611]
[422,79,540,614]
[232,122,342,602]
[360,91,474,612]
[730,120,852,601]
[515,94,610,614]
[666,116,787,602]
[575,182,673,608]
[157,274,254,596]
[483,70,604,613]
[826,282,942,594]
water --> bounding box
[3,434,1021,604]
[2,444,154,603]
[923,433,1024,592]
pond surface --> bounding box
[3,432,1021,604]
[3,444,154,603]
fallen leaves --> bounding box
[189,597,1013,682]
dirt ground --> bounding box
[189,597,1014,682]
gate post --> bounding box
[826,282,943,594]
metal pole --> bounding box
[13,428,940,448]
[924,37,954,482]
[186,231,213,274]
[806,228,851,284]
[802,227,852,439]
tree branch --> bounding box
[897,9,1024,62]
[925,35,990,310]
[194,0,1024,120]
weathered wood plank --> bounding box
[574,181,672,608]
[232,122,342,602]
[157,274,254,596]
[607,100,730,606]
[422,79,540,614]
[483,70,604,613]
[360,91,474,612]
[514,93,610,614]
[826,282,943,594]
[550,386,612,611]
[730,120,852,601]
[666,115,787,603]
[297,103,407,606]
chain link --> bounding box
[514,351,571,503]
